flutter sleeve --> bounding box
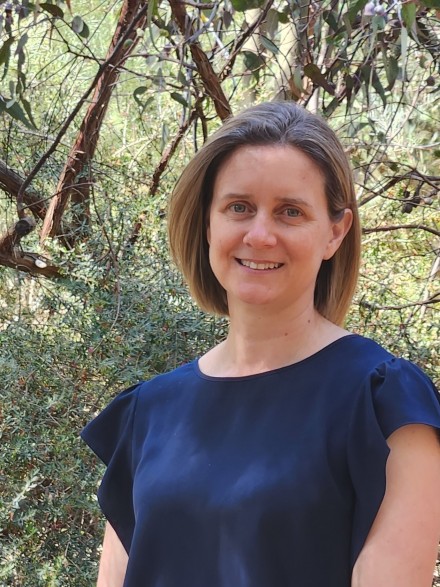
[347,358,440,567]
[81,383,141,553]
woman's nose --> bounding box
[242,214,277,248]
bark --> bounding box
[168,0,231,121]
[0,217,60,277]
[0,159,47,220]
[40,0,148,243]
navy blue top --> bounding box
[81,335,440,587]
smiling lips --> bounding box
[238,259,283,270]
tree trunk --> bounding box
[40,0,147,244]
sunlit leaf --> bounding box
[402,2,417,29]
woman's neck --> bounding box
[200,304,349,378]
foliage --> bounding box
[0,0,439,584]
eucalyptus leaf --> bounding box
[21,96,38,129]
[0,37,15,67]
[401,2,417,30]
[40,3,64,18]
[0,96,36,128]
[260,36,279,55]
[419,0,440,7]
[133,86,149,107]
[78,21,90,39]
[304,63,335,95]
[347,0,369,24]
[71,15,84,34]
[231,0,265,12]
[15,33,29,55]
[170,92,188,107]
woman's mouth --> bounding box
[238,259,283,270]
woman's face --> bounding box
[207,145,352,315]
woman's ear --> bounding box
[323,208,353,260]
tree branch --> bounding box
[0,160,47,220]
[0,217,61,277]
[362,224,440,238]
[359,293,439,311]
[219,0,274,82]
[127,101,203,248]
[168,0,231,121]
[39,0,149,244]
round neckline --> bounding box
[193,334,360,382]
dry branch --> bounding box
[362,224,440,238]
[0,159,47,220]
[0,217,60,277]
[127,101,202,248]
[168,0,231,121]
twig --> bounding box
[362,224,440,238]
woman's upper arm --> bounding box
[352,423,440,587]
[97,521,129,587]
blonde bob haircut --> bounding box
[168,101,361,326]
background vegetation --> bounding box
[0,0,438,584]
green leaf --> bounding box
[133,86,148,107]
[243,51,265,81]
[372,14,386,32]
[265,9,279,39]
[170,92,188,107]
[382,52,398,90]
[231,0,265,12]
[323,10,340,33]
[0,96,36,128]
[419,0,440,7]
[304,63,335,95]
[40,3,64,18]
[260,36,279,55]
[15,33,29,55]
[21,97,38,129]
[0,38,15,67]
[402,2,417,29]
[347,0,369,24]
[323,97,339,118]
[71,15,84,34]
[78,21,90,39]
[371,69,387,107]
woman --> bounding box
[82,101,440,587]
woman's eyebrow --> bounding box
[218,194,312,208]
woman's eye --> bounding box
[230,203,247,213]
[285,208,301,217]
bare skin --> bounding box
[97,522,128,587]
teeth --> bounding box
[240,260,281,270]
